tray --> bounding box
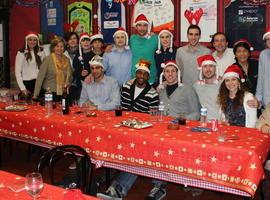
[121,119,152,129]
[3,105,28,112]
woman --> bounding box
[233,39,258,95]
[15,31,45,96]
[64,31,79,67]
[218,64,257,127]
[33,36,72,101]
[155,29,177,87]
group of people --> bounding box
[14,13,270,200]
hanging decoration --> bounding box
[15,0,50,7]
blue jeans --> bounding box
[112,172,167,197]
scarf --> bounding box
[51,53,70,95]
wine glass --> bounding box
[25,172,44,199]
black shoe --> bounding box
[144,187,166,200]
[96,186,122,200]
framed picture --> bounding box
[180,0,218,43]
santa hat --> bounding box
[197,55,217,83]
[263,27,270,40]
[135,59,151,74]
[90,33,104,44]
[160,60,182,87]
[233,39,254,51]
[113,27,129,49]
[156,29,173,54]
[134,14,151,39]
[25,31,39,52]
[78,32,91,60]
[89,55,104,69]
[223,64,245,82]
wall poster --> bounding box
[180,0,217,42]
[132,0,174,32]
[225,0,266,50]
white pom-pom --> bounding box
[169,47,173,53]
[93,14,98,19]
[250,47,254,51]
[156,49,161,54]
[161,63,166,68]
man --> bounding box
[256,103,270,199]
[103,27,132,86]
[130,14,158,85]
[79,55,120,110]
[256,27,270,108]
[193,55,221,120]
[211,32,235,78]
[121,59,159,113]
[159,60,200,120]
[97,59,162,200]
[176,24,211,85]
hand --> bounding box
[21,90,30,97]
[247,98,259,108]
[104,44,113,53]
[88,105,97,110]
[32,96,39,101]
[81,69,89,77]
[84,74,93,84]
[261,124,270,134]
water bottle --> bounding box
[200,106,207,127]
[62,86,69,115]
[45,87,53,117]
[158,101,165,121]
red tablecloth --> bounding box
[0,170,99,200]
[0,104,269,196]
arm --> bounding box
[79,83,89,106]
[244,92,257,128]
[33,57,49,98]
[15,52,27,91]
[176,48,184,78]
[256,103,270,131]
[255,53,264,105]
[96,80,120,110]
[185,86,200,120]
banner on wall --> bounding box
[225,0,266,50]
[180,0,217,42]
[68,2,93,35]
[99,0,125,44]
[132,0,174,32]
[41,0,64,42]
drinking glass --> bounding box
[149,106,158,122]
[115,105,122,116]
[25,172,44,199]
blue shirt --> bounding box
[103,46,132,86]
[79,75,120,110]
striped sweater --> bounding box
[121,80,159,113]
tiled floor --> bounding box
[0,140,261,200]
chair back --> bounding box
[37,145,92,194]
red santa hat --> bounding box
[135,59,151,74]
[159,60,182,87]
[90,33,104,44]
[156,29,173,54]
[197,55,217,84]
[223,64,245,82]
[25,31,39,52]
[89,55,104,69]
[78,32,91,60]
[113,27,129,49]
[263,27,270,40]
[233,39,254,51]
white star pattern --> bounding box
[211,156,217,163]
[227,155,232,160]
[168,149,173,155]
[58,133,62,138]
[117,144,122,150]
[85,138,89,144]
[154,151,160,157]
[96,136,101,142]
[237,166,242,171]
[42,126,46,131]
[68,131,72,136]
[195,158,201,165]
[202,144,206,148]
[130,142,135,148]
[250,164,256,170]
[182,148,186,152]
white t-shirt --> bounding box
[212,48,235,77]
[134,86,144,99]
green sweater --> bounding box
[130,34,158,84]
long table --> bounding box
[0,104,269,197]
[0,170,99,199]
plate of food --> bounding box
[3,105,28,112]
[120,119,152,129]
